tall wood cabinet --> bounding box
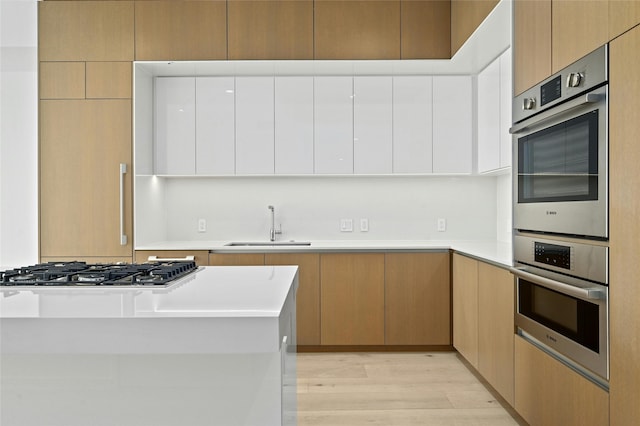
[38,1,134,263]
[609,23,640,426]
[609,1,640,40]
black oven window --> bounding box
[518,110,599,203]
[519,279,600,352]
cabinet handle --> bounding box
[147,255,195,262]
[119,163,127,246]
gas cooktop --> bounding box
[0,261,198,287]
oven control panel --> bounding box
[534,241,571,270]
[514,235,608,285]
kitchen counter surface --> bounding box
[0,265,298,354]
[1,266,299,426]
[136,239,513,268]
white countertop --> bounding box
[0,266,298,354]
[137,239,513,267]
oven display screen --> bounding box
[541,75,562,106]
[534,242,571,270]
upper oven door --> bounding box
[512,85,608,239]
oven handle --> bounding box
[509,92,603,135]
[510,266,605,301]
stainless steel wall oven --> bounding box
[513,235,608,385]
[511,45,610,388]
[511,45,608,240]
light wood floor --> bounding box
[297,352,526,426]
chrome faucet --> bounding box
[268,205,282,242]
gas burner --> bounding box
[0,261,198,287]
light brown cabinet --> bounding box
[134,1,227,61]
[38,1,134,62]
[609,1,640,41]
[314,0,401,60]
[513,0,552,95]
[514,336,609,426]
[551,0,608,73]
[452,253,479,368]
[135,250,210,266]
[385,252,451,345]
[320,253,385,345]
[40,100,133,261]
[450,0,499,56]
[400,0,451,59]
[266,253,321,346]
[208,253,265,266]
[609,24,640,426]
[453,253,515,405]
[228,0,313,60]
[478,261,515,406]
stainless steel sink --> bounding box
[224,241,311,247]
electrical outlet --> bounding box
[340,219,353,232]
[437,218,446,232]
[360,218,369,232]
[198,218,207,233]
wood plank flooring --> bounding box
[297,352,525,426]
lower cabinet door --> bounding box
[320,253,385,345]
[514,336,609,426]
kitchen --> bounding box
[1,0,639,425]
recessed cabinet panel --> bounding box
[513,0,551,95]
[228,0,313,60]
[314,0,400,60]
[39,62,86,100]
[392,76,433,173]
[353,77,393,174]
[134,1,227,61]
[235,77,275,175]
[196,77,236,175]
[551,0,608,73]
[432,76,472,173]
[314,77,354,174]
[155,77,196,175]
[39,1,134,61]
[477,58,501,173]
[400,0,451,59]
[275,77,314,174]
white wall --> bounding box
[136,175,500,245]
[0,0,38,267]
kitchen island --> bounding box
[0,265,298,426]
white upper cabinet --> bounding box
[499,48,513,169]
[432,76,473,174]
[235,77,275,175]
[393,76,433,173]
[477,58,501,173]
[196,77,235,175]
[353,77,393,174]
[274,77,314,174]
[155,77,196,175]
[314,76,354,174]
[477,47,513,173]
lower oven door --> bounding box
[513,266,608,383]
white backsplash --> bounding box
[135,175,508,245]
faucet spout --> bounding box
[268,205,282,242]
